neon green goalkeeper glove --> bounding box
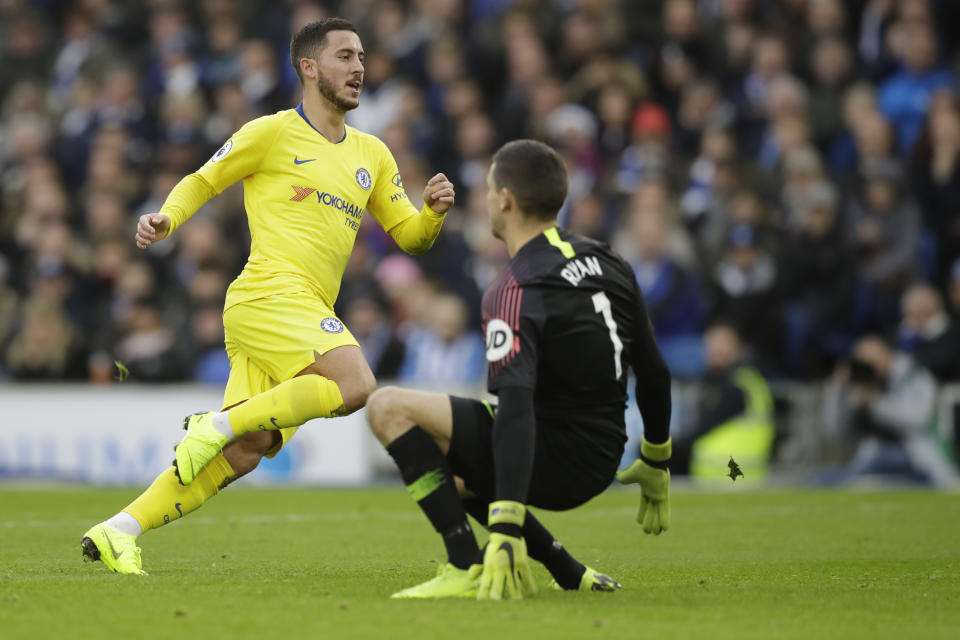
[477,501,537,600]
[616,437,671,535]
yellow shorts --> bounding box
[221,293,359,456]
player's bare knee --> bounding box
[342,368,376,413]
[367,386,410,443]
[366,386,396,431]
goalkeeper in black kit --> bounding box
[366,139,672,600]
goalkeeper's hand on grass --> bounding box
[616,437,671,535]
[477,501,537,600]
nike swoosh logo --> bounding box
[497,541,515,572]
[175,503,183,517]
[104,530,123,559]
[294,156,316,165]
[270,417,281,429]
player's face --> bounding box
[486,164,506,240]
[314,30,365,112]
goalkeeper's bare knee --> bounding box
[367,386,416,446]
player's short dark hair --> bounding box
[492,139,568,221]
[290,17,358,85]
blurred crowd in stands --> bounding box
[1,0,959,405]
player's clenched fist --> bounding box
[423,173,455,215]
[135,213,171,249]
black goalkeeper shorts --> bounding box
[446,396,625,511]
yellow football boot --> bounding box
[391,563,481,599]
[174,412,228,485]
[80,523,146,575]
[549,566,621,592]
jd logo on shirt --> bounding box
[485,319,513,362]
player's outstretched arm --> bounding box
[136,171,219,249]
[135,213,171,249]
[136,114,278,250]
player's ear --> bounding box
[300,57,316,81]
[499,187,513,213]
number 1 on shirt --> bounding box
[592,291,623,379]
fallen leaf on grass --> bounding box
[727,456,744,482]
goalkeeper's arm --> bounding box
[616,280,672,534]
[630,281,672,444]
[478,385,538,600]
[491,386,536,506]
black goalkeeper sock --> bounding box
[523,513,586,590]
[462,497,585,590]
[386,427,479,570]
[461,497,489,528]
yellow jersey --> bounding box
[161,105,444,310]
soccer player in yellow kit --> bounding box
[80,18,455,575]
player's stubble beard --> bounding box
[316,67,360,113]
[487,179,505,240]
[490,211,505,241]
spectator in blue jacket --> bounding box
[879,22,956,152]
[399,291,486,387]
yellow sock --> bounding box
[123,454,235,533]
[227,374,346,436]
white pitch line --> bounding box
[0,510,423,529]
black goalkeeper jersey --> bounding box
[481,227,671,446]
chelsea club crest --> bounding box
[355,168,372,190]
[321,317,345,334]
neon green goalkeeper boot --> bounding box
[391,563,481,599]
[549,566,621,592]
[80,523,147,575]
[174,412,228,486]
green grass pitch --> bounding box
[1,486,957,639]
